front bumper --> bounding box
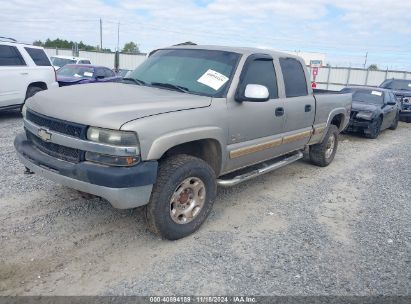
[346,118,372,132]
[14,133,157,209]
[400,110,411,123]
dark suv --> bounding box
[380,79,411,123]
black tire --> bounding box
[21,86,44,112]
[25,86,44,101]
[389,112,399,130]
[365,116,382,139]
[146,154,217,240]
[309,125,339,167]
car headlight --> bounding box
[86,127,140,166]
[87,127,138,146]
[356,111,374,120]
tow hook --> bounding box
[24,167,34,175]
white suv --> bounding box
[0,38,59,111]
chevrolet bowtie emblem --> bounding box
[38,128,52,142]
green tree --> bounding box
[368,64,378,70]
[122,41,140,54]
[33,38,111,52]
[33,40,43,46]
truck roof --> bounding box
[165,44,301,60]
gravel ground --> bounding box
[0,110,410,296]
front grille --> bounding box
[26,131,81,162]
[26,110,86,138]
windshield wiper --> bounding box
[150,82,190,93]
[122,77,146,85]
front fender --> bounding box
[146,126,226,160]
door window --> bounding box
[242,59,278,98]
[280,58,308,98]
[24,47,51,66]
[0,45,26,66]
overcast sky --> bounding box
[2,0,411,70]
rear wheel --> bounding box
[389,112,399,130]
[145,154,216,240]
[309,125,339,167]
[365,116,382,139]
[25,86,44,101]
[21,86,44,112]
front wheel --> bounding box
[389,112,399,130]
[309,125,339,167]
[145,154,217,240]
[365,116,382,139]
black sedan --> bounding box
[341,86,400,139]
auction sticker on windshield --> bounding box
[371,91,382,96]
[197,69,229,90]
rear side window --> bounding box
[24,47,51,66]
[280,58,308,98]
[0,45,26,66]
[242,59,278,98]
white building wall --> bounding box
[313,67,411,91]
[44,48,146,70]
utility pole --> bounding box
[99,18,103,50]
[117,22,120,52]
[363,51,368,69]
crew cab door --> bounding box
[226,54,285,172]
[279,57,315,151]
[0,45,27,107]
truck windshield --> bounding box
[380,79,411,91]
[127,49,240,97]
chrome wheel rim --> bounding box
[170,177,206,224]
[325,134,335,159]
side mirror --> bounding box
[238,84,269,102]
[387,100,396,106]
[96,75,104,80]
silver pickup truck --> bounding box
[15,45,351,239]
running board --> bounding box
[216,151,303,187]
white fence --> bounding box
[44,48,146,70]
[43,48,411,90]
[312,67,411,91]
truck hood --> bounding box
[352,102,380,112]
[27,83,212,129]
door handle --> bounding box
[275,107,284,117]
[305,104,312,112]
[20,72,28,75]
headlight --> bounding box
[87,127,138,146]
[22,105,27,118]
[86,127,140,166]
[356,111,374,120]
[85,152,139,167]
